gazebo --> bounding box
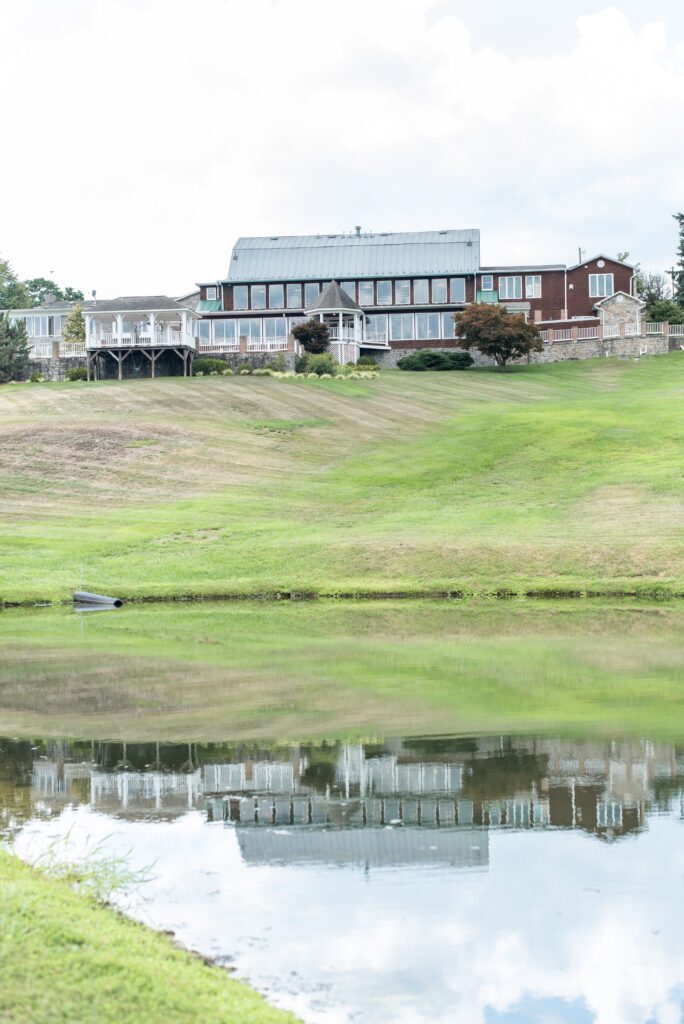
[304,281,364,364]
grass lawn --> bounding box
[1,356,683,603]
[2,600,684,743]
[0,848,300,1024]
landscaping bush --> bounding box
[192,357,231,376]
[356,355,379,368]
[30,371,45,383]
[295,353,309,374]
[252,368,272,376]
[66,366,88,381]
[305,353,335,376]
[396,350,474,371]
[266,353,287,372]
[237,361,253,375]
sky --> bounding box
[1,0,684,298]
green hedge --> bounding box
[396,350,473,371]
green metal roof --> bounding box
[196,299,222,312]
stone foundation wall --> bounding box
[28,356,87,381]
[200,350,297,371]
[374,334,670,369]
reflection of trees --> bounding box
[461,753,549,801]
[300,743,340,793]
[403,737,478,757]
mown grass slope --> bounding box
[1,356,683,602]
[0,849,300,1024]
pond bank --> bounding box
[0,848,300,1024]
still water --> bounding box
[3,733,684,1024]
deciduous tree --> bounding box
[62,303,86,347]
[455,304,543,369]
[291,318,330,354]
[23,278,84,307]
[0,257,30,310]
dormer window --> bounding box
[206,286,218,301]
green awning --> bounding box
[196,299,222,312]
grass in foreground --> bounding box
[1,356,683,603]
[0,848,300,1024]
[1,600,684,743]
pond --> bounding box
[1,601,684,1022]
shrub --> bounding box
[192,357,230,376]
[305,353,335,376]
[291,318,330,353]
[295,353,309,374]
[239,368,252,375]
[267,353,287,371]
[66,366,88,381]
[252,368,272,376]
[237,361,253,374]
[221,367,233,376]
[30,371,45,383]
[396,350,474,371]
[356,355,379,368]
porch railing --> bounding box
[87,331,195,349]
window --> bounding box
[358,281,374,305]
[264,317,287,341]
[589,273,614,298]
[499,276,522,300]
[206,286,218,301]
[268,284,284,309]
[416,312,440,339]
[481,274,494,292]
[376,280,392,305]
[365,314,388,340]
[390,313,414,340]
[233,285,248,310]
[198,320,210,343]
[32,316,51,337]
[304,283,320,306]
[413,279,429,304]
[341,282,356,300]
[431,278,447,304]
[441,312,456,338]
[525,275,542,299]
[288,315,306,333]
[213,320,236,344]
[395,280,410,305]
[449,278,466,303]
[286,283,302,308]
[53,316,62,336]
[236,319,261,344]
[251,284,266,309]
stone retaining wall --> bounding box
[374,333,671,368]
[28,356,87,381]
[199,350,297,371]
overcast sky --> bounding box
[2,0,684,297]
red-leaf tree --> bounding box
[455,304,543,369]
[291,318,330,354]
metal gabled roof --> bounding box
[225,230,481,283]
[305,280,361,313]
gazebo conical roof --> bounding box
[305,280,362,313]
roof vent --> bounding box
[439,230,447,235]
[232,252,238,260]
[270,236,279,241]
[467,240,473,246]
[355,225,361,236]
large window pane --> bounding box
[341,282,356,300]
[525,275,541,299]
[499,276,522,300]
[413,279,429,304]
[269,284,284,309]
[286,283,302,308]
[395,280,410,305]
[304,283,320,306]
[376,280,392,305]
[365,314,388,340]
[358,281,374,305]
[251,285,266,309]
[264,317,286,340]
[390,313,414,340]
[213,319,236,343]
[198,320,210,341]
[233,285,248,310]
[431,278,447,303]
[416,312,440,339]
[441,312,456,338]
[449,278,466,302]
[237,319,261,343]
[589,273,614,298]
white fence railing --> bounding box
[247,340,288,352]
[87,331,195,349]
[578,327,599,339]
[199,341,240,353]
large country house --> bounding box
[10,227,678,378]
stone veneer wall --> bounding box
[199,350,297,371]
[28,356,87,381]
[374,333,671,368]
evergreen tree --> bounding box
[62,303,86,347]
[0,257,30,309]
[673,213,684,307]
[0,313,30,382]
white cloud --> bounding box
[1,1,683,295]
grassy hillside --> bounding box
[1,356,683,603]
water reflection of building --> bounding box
[4,737,684,856]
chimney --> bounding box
[355,225,361,237]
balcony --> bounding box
[87,330,196,350]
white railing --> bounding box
[602,324,621,339]
[28,340,54,358]
[624,322,640,336]
[668,324,684,336]
[60,342,86,356]
[553,329,573,342]
[246,339,288,352]
[361,332,389,347]
[328,328,361,343]
[578,327,599,339]
[539,330,551,343]
[88,331,195,349]
[645,323,664,335]
[199,341,240,352]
